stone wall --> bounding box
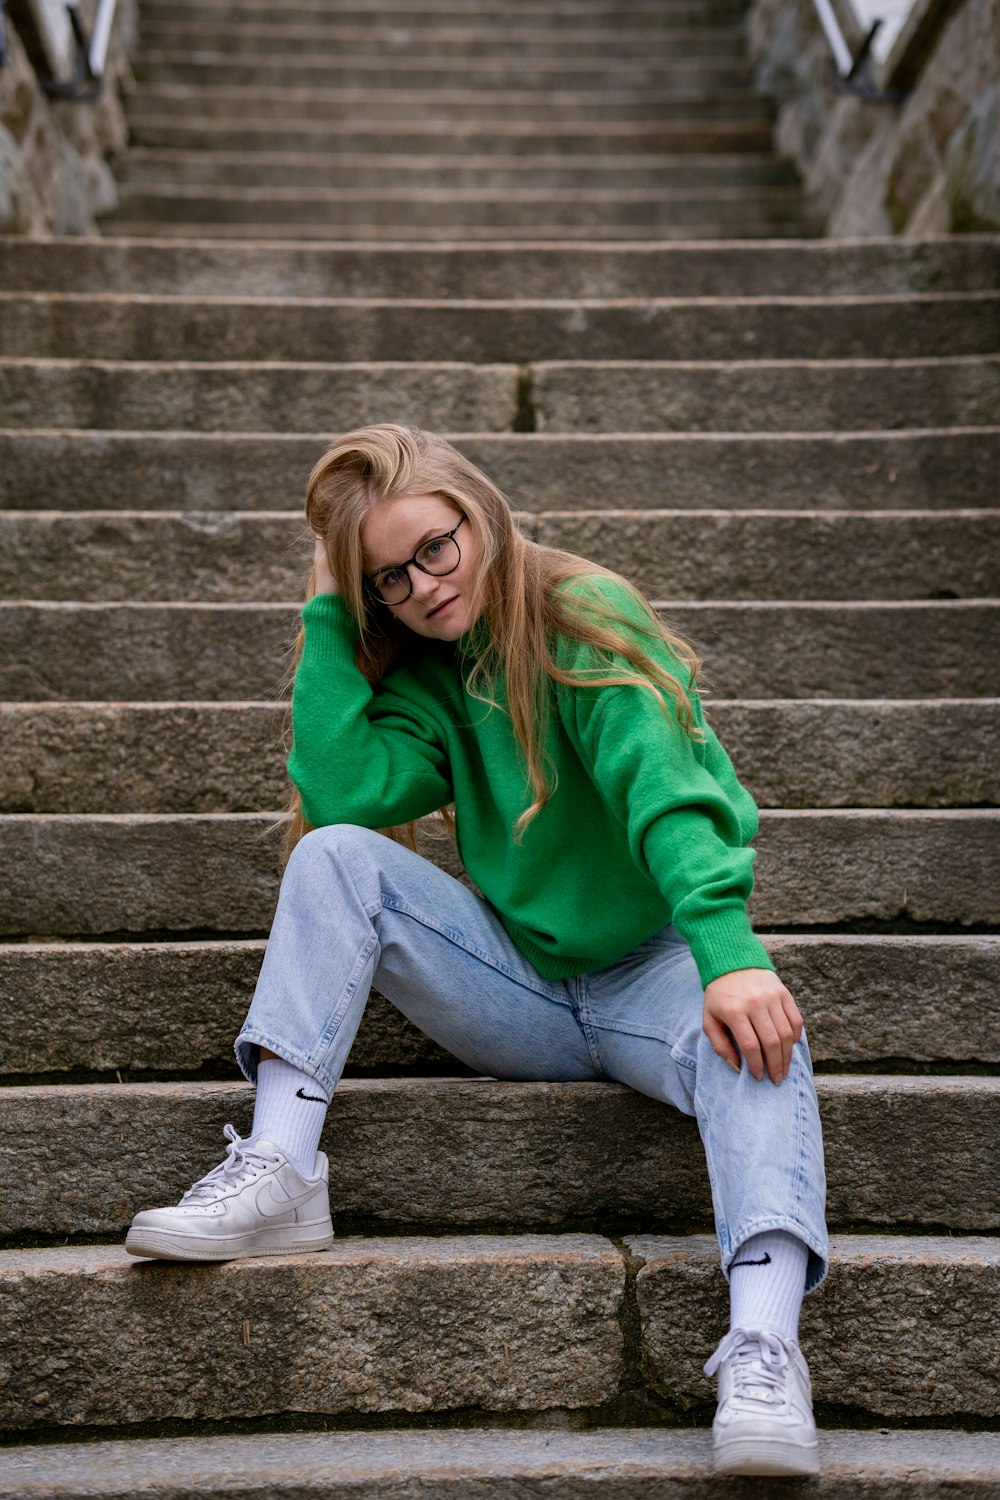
[745,0,1000,234]
[0,0,137,234]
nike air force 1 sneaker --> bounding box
[703,1327,820,1477]
[125,1123,334,1262]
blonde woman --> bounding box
[127,424,829,1478]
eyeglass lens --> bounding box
[374,533,461,603]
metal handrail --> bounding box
[41,0,120,100]
[809,0,909,102]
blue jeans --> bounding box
[236,824,829,1292]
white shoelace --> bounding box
[704,1328,792,1405]
[179,1123,280,1205]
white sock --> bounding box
[728,1230,809,1343]
[250,1057,330,1177]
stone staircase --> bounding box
[1,0,999,1491]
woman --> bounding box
[127,424,829,1477]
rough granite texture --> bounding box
[3,1427,1000,1499]
[3,508,998,603]
[2,430,996,512]
[0,809,997,938]
[3,934,997,1079]
[628,1233,1000,1417]
[1,1076,997,1237]
[2,601,997,700]
[0,1238,625,1431]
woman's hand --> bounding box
[312,535,339,595]
[703,968,804,1085]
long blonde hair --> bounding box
[282,424,702,861]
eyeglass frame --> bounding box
[364,515,467,604]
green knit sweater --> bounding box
[287,577,775,988]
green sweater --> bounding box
[287,578,775,988]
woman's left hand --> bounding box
[702,968,804,1086]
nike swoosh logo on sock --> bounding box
[731,1252,773,1268]
[295,1087,328,1104]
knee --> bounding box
[284,823,383,887]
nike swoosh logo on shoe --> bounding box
[731,1252,773,1268]
[295,1087,327,1103]
[256,1178,326,1220]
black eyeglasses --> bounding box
[365,516,466,605]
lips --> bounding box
[427,597,457,619]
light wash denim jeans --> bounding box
[236,824,829,1292]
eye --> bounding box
[377,567,404,587]
[422,539,445,559]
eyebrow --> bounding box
[370,524,451,575]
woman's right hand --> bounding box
[312,535,339,595]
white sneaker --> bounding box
[125,1123,334,1262]
[703,1327,820,1477]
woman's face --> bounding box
[360,493,484,641]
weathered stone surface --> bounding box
[947,84,1000,232]
[0,238,995,299]
[13,291,994,362]
[4,1427,1000,1500]
[0,1237,625,1431]
[2,601,996,700]
[629,1233,1000,1417]
[1,1076,997,1237]
[532,357,1000,432]
[0,360,519,432]
[3,699,996,814]
[4,429,996,511]
[5,508,998,602]
[1,810,997,937]
[3,935,997,1077]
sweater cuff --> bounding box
[680,907,776,989]
[300,592,361,666]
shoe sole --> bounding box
[125,1222,335,1261]
[713,1437,820,1477]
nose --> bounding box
[408,567,439,601]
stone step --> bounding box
[3,357,996,432]
[106,186,807,232]
[3,700,997,815]
[629,1234,1000,1419]
[2,291,995,362]
[0,1235,996,1431]
[131,55,752,91]
[118,149,801,190]
[3,237,993,299]
[4,935,997,1078]
[3,510,997,602]
[103,222,812,242]
[2,429,995,510]
[124,84,775,123]
[0,810,996,937]
[125,117,779,153]
[4,1076,998,1238]
[3,1428,999,1500]
[137,25,750,61]
[2,601,996,701]
[139,0,750,20]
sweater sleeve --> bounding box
[287,593,453,828]
[556,579,775,986]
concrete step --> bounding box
[131,55,753,91]
[136,26,751,61]
[629,1234,1000,1419]
[0,1235,996,1431]
[4,935,997,1078]
[102,222,814,242]
[3,357,997,432]
[3,238,994,299]
[123,84,775,123]
[117,149,802,190]
[0,810,996,937]
[3,700,997,815]
[1,601,996,701]
[3,510,997,602]
[1,430,995,510]
[124,117,779,153]
[4,1428,1000,1500]
[106,186,807,232]
[4,1076,998,1237]
[3,291,996,362]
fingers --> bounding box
[703,972,802,1086]
[702,1012,742,1074]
